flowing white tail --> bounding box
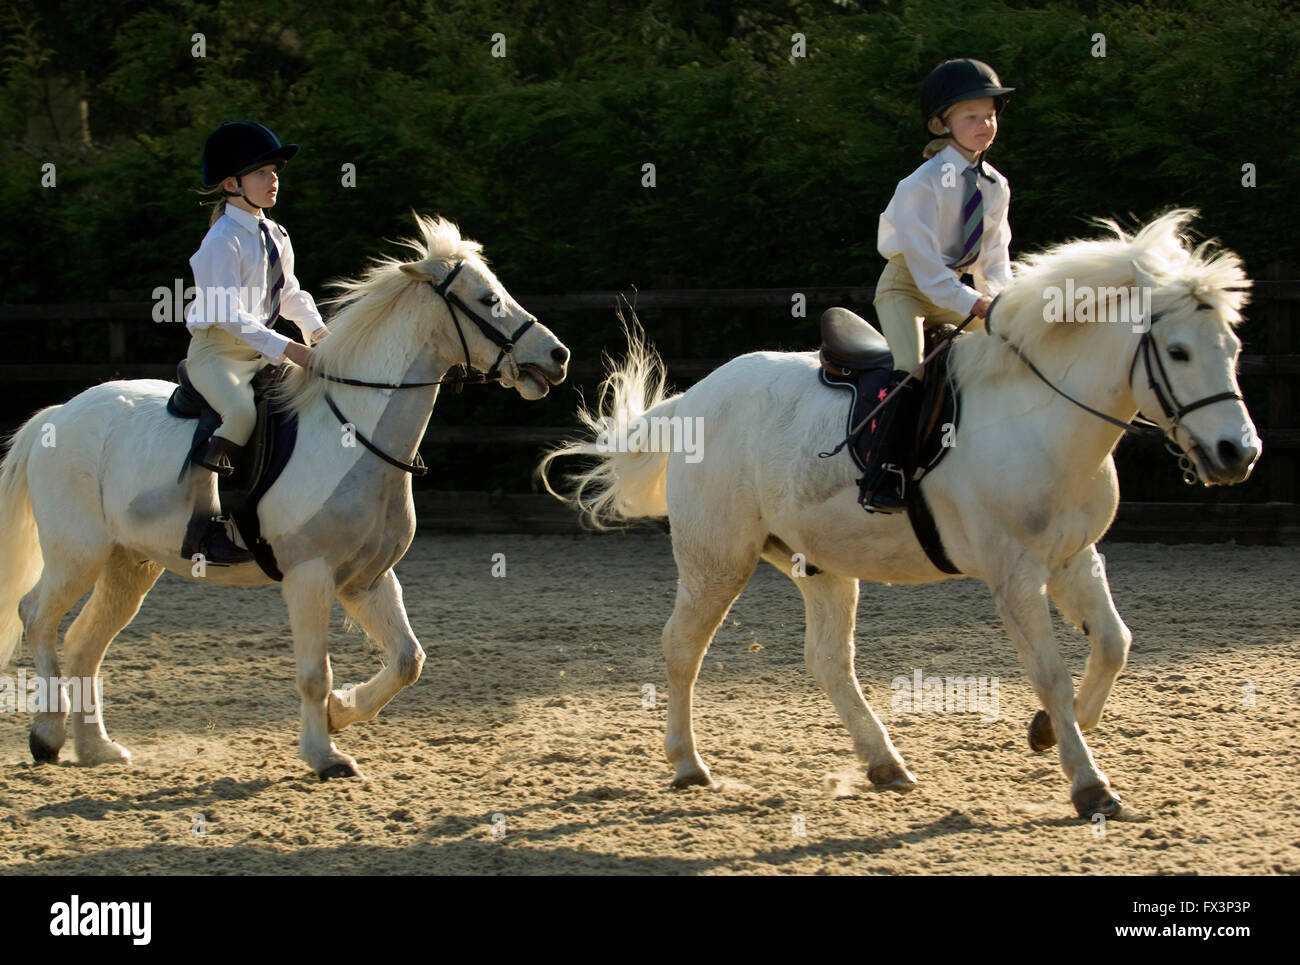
[0,407,57,668]
[539,324,678,527]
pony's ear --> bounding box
[400,262,434,281]
[1131,260,1160,292]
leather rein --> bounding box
[986,297,1244,484]
[317,259,537,476]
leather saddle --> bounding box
[166,360,299,580]
[817,308,963,573]
[818,308,959,481]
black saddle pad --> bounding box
[819,325,960,481]
[166,360,299,580]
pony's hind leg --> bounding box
[62,548,163,765]
[790,569,916,791]
[20,556,102,763]
[329,569,425,731]
[1031,546,1132,751]
[662,548,757,788]
[282,558,360,779]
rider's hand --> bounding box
[310,326,330,345]
[971,296,993,318]
[282,341,315,369]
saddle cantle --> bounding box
[817,308,962,574]
[167,360,299,581]
[820,306,892,374]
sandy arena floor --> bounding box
[0,533,1296,875]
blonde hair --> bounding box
[196,184,227,225]
[922,107,956,159]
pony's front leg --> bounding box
[991,562,1120,818]
[329,570,425,731]
[282,558,360,779]
[1030,546,1132,751]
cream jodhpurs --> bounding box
[184,327,268,446]
[873,255,973,377]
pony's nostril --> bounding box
[551,346,570,365]
[1217,438,1242,468]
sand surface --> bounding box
[1,534,1296,875]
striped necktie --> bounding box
[953,166,983,271]
[259,220,283,322]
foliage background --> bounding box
[2,0,1295,499]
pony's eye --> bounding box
[480,293,500,307]
[1167,345,1191,362]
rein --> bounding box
[315,258,535,475]
[987,301,1245,484]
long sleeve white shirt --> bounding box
[877,145,1012,316]
[185,203,326,361]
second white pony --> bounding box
[542,211,1259,818]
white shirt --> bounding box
[185,203,326,361]
[877,145,1013,316]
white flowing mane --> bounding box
[950,209,1250,387]
[276,215,485,415]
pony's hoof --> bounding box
[1028,710,1057,751]
[671,770,713,789]
[318,760,362,780]
[29,732,60,764]
[1072,784,1122,819]
[78,741,132,766]
[868,761,917,791]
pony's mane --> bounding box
[275,215,484,415]
[951,208,1250,386]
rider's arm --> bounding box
[186,234,293,362]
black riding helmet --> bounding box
[921,59,1014,130]
[201,121,298,190]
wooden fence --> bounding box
[2,273,1297,540]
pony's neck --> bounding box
[311,283,454,463]
[965,322,1142,473]
[322,339,449,470]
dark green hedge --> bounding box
[2,0,1293,499]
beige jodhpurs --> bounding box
[184,327,267,446]
[873,255,973,377]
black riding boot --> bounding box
[861,371,924,513]
[179,436,254,566]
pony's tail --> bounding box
[538,314,678,528]
[0,407,54,668]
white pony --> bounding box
[0,215,568,778]
[542,211,1259,818]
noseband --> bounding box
[315,258,538,476]
[987,300,1244,484]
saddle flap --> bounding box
[819,325,960,479]
[819,307,892,372]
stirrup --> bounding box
[860,465,908,514]
[196,451,235,476]
[181,515,253,566]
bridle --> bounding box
[317,258,538,476]
[986,296,1245,485]
[431,260,538,385]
